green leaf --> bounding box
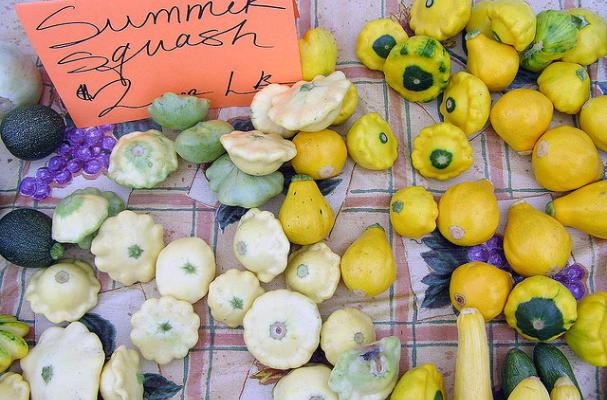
[79,313,116,359]
[143,373,183,400]
[421,282,451,309]
[421,273,450,287]
[317,178,342,196]
[216,204,248,232]
[421,251,465,275]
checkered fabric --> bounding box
[1,0,606,399]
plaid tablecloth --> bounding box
[1,0,606,399]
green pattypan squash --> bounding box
[108,130,178,189]
[147,92,210,130]
[52,187,124,249]
[175,120,233,164]
[521,10,582,72]
[205,154,284,208]
[328,336,401,400]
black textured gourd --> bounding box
[0,104,65,160]
[0,208,63,268]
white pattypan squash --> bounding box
[25,260,100,324]
[91,210,165,286]
[21,322,105,400]
[233,208,290,283]
[250,84,295,138]
[243,289,321,370]
[52,192,109,244]
[320,307,376,365]
[220,130,296,176]
[156,237,216,304]
[268,71,351,132]
[108,130,178,189]
[273,365,338,400]
[207,269,264,328]
[0,372,29,400]
[285,242,340,303]
[130,296,200,365]
[100,346,144,400]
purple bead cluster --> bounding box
[19,125,116,200]
[552,263,586,300]
[468,235,587,300]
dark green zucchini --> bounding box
[0,208,63,268]
[502,348,538,398]
[0,104,65,160]
[534,343,582,395]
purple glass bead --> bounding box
[513,274,525,284]
[487,251,506,268]
[552,272,570,284]
[48,156,67,172]
[35,167,54,184]
[32,183,51,200]
[101,136,117,151]
[54,169,72,185]
[91,146,103,156]
[67,128,85,146]
[567,281,586,300]
[75,146,93,161]
[66,159,83,174]
[57,142,73,158]
[467,245,489,262]
[566,263,585,282]
[485,235,503,250]
[83,158,103,175]
[99,153,111,169]
[84,127,104,146]
[19,177,37,197]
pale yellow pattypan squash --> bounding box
[21,322,104,400]
[562,8,607,65]
[108,130,178,189]
[243,289,321,370]
[25,260,100,324]
[233,208,290,283]
[250,84,295,138]
[130,296,200,365]
[486,0,536,51]
[285,242,341,303]
[91,210,165,286]
[273,365,338,400]
[100,346,143,400]
[0,372,29,400]
[268,71,351,132]
[155,237,216,304]
[320,307,376,365]
[207,269,264,328]
[220,130,296,176]
[410,0,472,41]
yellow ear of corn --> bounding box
[454,307,493,400]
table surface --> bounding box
[1,0,606,399]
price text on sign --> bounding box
[16,0,302,127]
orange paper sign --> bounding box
[16,0,302,127]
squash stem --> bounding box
[50,242,64,260]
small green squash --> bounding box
[521,10,582,72]
[504,276,577,342]
[383,35,451,102]
[206,154,284,208]
[175,120,233,164]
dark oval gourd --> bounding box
[0,104,65,160]
[0,208,63,268]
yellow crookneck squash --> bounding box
[279,175,335,245]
